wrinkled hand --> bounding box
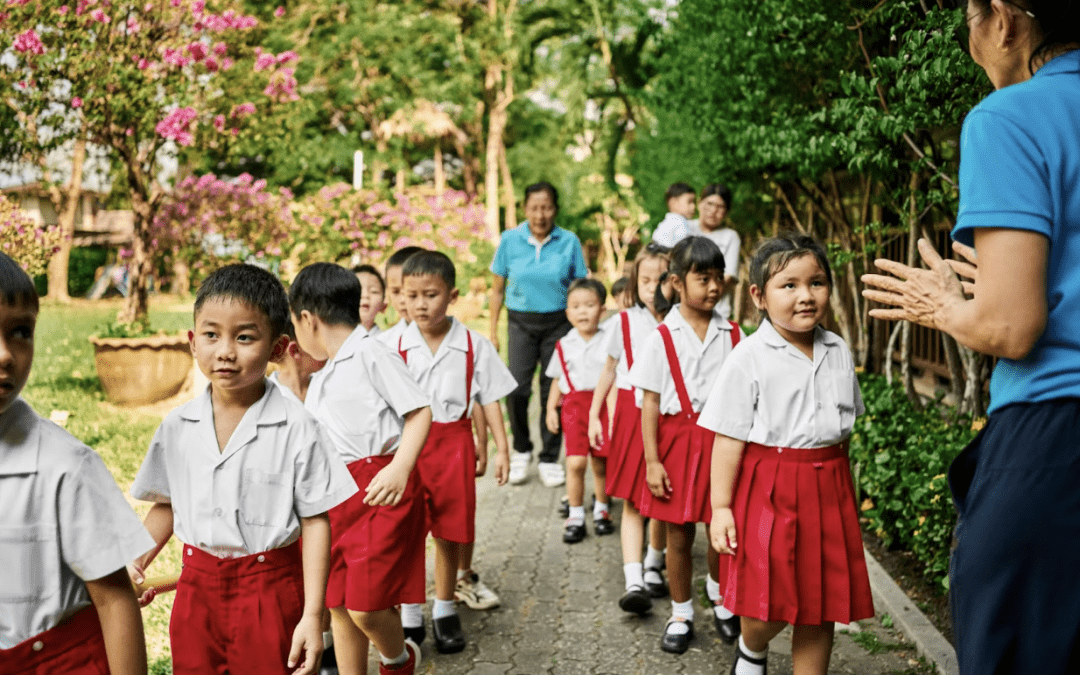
[587,415,605,450]
[948,240,978,298]
[710,508,737,555]
[545,408,560,436]
[862,238,966,329]
[645,460,671,498]
[364,463,409,506]
[287,614,324,675]
[493,451,509,486]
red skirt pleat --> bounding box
[723,442,874,625]
[636,413,713,525]
[604,389,645,505]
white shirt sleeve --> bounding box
[605,316,625,360]
[723,231,740,278]
[131,424,172,504]
[626,331,666,394]
[473,335,518,405]
[291,424,360,518]
[364,338,430,416]
[544,347,563,381]
[697,353,757,441]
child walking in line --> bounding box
[394,251,516,654]
[0,253,154,675]
[628,237,744,655]
[651,183,697,249]
[353,264,388,338]
[379,246,425,345]
[588,244,672,614]
[130,264,359,675]
[290,263,433,675]
[702,234,873,675]
[545,278,615,544]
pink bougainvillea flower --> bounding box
[213,41,228,56]
[274,6,285,17]
[275,50,299,65]
[13,29,45,55]
[137,57,150,70]
[212,114,225,132]
[57,4,69,14]
[155,107,199,146]
[253,52,276,71]
[187,42,207,61]
[71,96,82,108]
[231,102,256,119]
[89,8,109,23]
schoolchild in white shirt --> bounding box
[544,278,614,544]
[131,264,357,675]
[378,246,425,346]
[628,237,744,655]
[290,262,433,675]
[353,264,388,338]
[651,182,696,248]
[393,251,516,654]
[0,253,154,675]
[269,320,327,405]
[587,244,672,615]
[703,234,873,675]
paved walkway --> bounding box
[395,459,933,675]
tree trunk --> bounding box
[453,133,477,195]
[434,141,446,195]
[118,186,153,327]
[484,65,508,240]
[46,137,88,303]
[499,141,515,230]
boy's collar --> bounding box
[400,317,468,352]
[180,378,286,426]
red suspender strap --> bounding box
[621,311,634,369]
[729,321,740,349]
[398,336,407,363]
[556,341,577,393]
[658,324,693,418]
[461,330,474,421]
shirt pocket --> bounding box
[239,468,294,528]
[0,523,60,603]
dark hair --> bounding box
[969,0,1080,73]
[288,262,361,327]
[524,181,559,211]
[653,236,725,315]
[749,232,833,299]
[385,246,425,271]
[664,182,696,203]
[402,250,456,289]
[701,183,733,209]
[282,319,297,341]
[194,264,290,337]
[351,264,385,293]
[610,276,630,301]
[627,244,670,308]
[0,253,39,312]
[568,278,607,306]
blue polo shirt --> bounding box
[491,223,589,313]
[952,50,1080,414]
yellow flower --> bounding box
[861,498,875,512]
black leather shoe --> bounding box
[729,644,767,674]
[594,516,616,536]
[432,613,466,654]
[558,495,570,518]
[618,585,652,615]
[403,621,425,646]
[563,520,586,543]
[643,566,669,598]
[660,619,694,654]
[713,611,741,644]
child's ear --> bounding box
[269,335,289,362]
[449,287,460,303]
[286,341,302,360]
[749,284,765,310]
[187,330,196,354]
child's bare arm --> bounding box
[481,400,511,485]
[87,568,148,675]
[588,356,618,449]
[289,514,331,674]
[710,434,746,555]
[641,391,670,497]
[128,502,174,605]
[472,403,489,477]
[545,377,562,435]
[366,406,432,506]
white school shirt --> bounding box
[376,319,407,346]
[698,319,865,448]
[604,305,658,393]
[627,305,743,415]
[545,322,612,394]
[0,399,155,648]
[651,212,692,248]
[268,371,303,406]
[306,326,430,462]
[131,382,357,559]
[396,318,517,423]
[688,221,741,319]
[367,324,383,338]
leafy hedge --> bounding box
[849,373,980,591]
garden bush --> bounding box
[850,373,980,591]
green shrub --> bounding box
[850,373,979,591]
[69,245,110,297]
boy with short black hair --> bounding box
[352,264,388,337]
[394,250,516,653]
[130,263,357,675]
[652,182,697,248]
[379,246,425,345]
[269,320,327,405]
[289,262,433,675]
[0,252,154,675]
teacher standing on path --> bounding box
[490,182,589,488]
[863,2,1080,673]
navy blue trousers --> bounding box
[949,399,1080,675]
[506,309,572,463]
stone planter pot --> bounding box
[89,333,192,406]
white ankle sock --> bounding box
[322,630,334,649]
[380,648,409,666]
[593,500,609,519]
[432,598,457,620]
[569,505,585,520]
[666,599,694,635]
[706,575,721,602]
[400,603,423,628]
[644,546,664,570]
[735,635,768,675]
[623,562,644,590]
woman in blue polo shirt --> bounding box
[490,182,589,487]
[863,3,1080,673]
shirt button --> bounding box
[777,448,784,454]
[32,641,43,651]
[186,548,193,556]
[257,555,266,563]
[213,508,223,517]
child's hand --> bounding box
[475,448,488,477]
[287,613,324,675]
[494,451,509,485]
[645,460,671,498]
[545,408,560,435]
[587,415,605,450]
[364,463,410,506]
[710,508,738,555]
[126,563,155,607]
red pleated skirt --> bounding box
[723,442,874,625]
[562,390,608,458]
[636,412,713,525]
[604,388,645,505]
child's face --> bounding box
[668,192,697,220]
[385,265,409,322]
[0,301,36,415]
[637,257,668,311]
[403,274,457,333]
[566,288,603,335]
[751,253,830,340]
[190,298,284,394]
[674,267,724,312]
[357,271,387,329]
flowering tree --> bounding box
[0,196,63,277]
[1,0,299,326]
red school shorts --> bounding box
[170,541,305,675]
[416,418,477,544]
[0,605,109,675]
[561,390,608,458]
[326,455,426,612]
